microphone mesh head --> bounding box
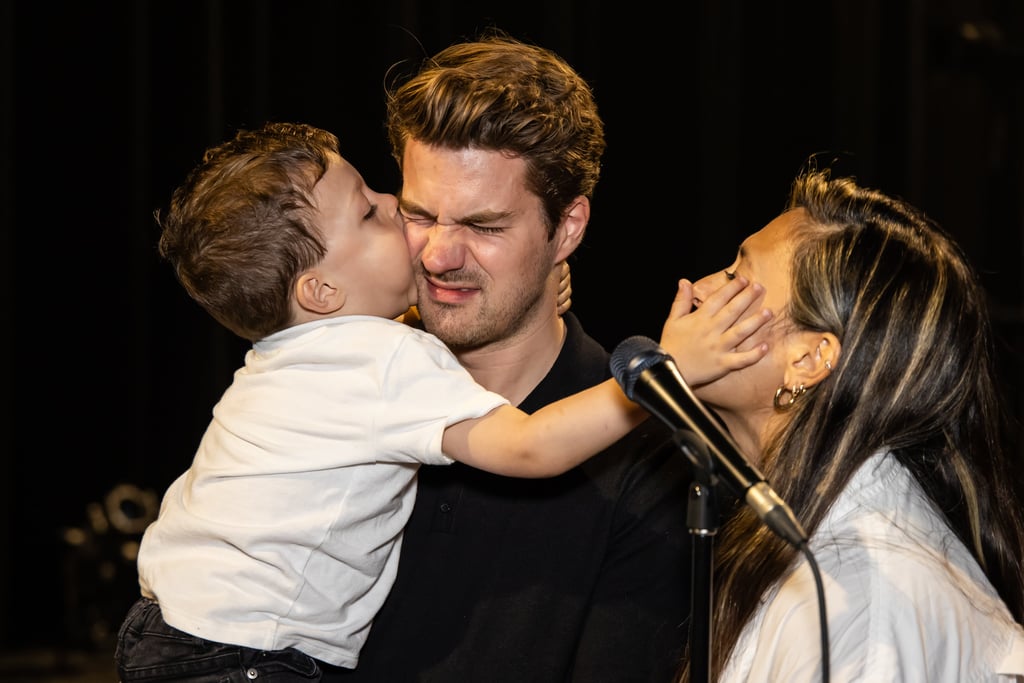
[609,335,670,399]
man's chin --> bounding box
[417,304,476,343]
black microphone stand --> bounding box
[676,430,719,683]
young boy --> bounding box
[115,122,769,680]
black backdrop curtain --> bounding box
[3,0,1022,654]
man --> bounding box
[331,32,762,682]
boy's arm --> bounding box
[440,275,770,478]
[441,378,646,478]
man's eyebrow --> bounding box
[459,209,515,225]
[398,198,515,225]
[397,197,429,216]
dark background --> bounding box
[2,0,1023,662]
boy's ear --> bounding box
[784,333,841,389]
[295,271,345,314]
[553,196,589,263]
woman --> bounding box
[677,168,1024,681]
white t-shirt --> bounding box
[137,316,508,667]
[721,451,1024,682]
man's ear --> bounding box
[553,196,589,263]
[296,271,345,315]
[784,332,841,389]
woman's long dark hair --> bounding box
[678,169,1024,681]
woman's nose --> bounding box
[691,273,718,307]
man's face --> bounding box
[399,140,560,351]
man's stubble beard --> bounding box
[416,272,550,353]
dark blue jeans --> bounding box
[115,597,324,682]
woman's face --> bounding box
[690,209,806,437]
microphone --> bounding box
[610,335,807,547]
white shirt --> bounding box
[721,451,1024,682]
[137,316,508,667]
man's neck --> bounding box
[454,315,567,406]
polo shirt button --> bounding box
[439,502,452,513]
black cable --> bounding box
[800,542,830,683]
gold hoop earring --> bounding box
[773,384,806,411]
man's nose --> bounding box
[419,224,467,272]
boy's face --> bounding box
[312,153,417,319]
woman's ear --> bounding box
[784,332,841,389]
[296,271,345,315]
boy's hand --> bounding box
[658,276,771,386]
